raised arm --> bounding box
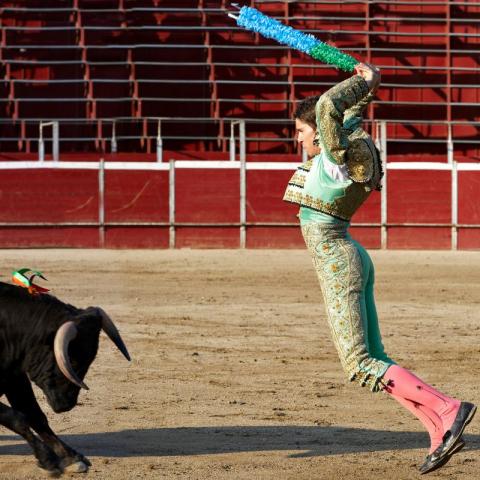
[315,63,381,165]
[344,63,381,132]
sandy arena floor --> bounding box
[0,248,479,480]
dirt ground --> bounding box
[0,248,479,480]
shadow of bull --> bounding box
[1,426,479,458]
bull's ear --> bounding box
[75,307,102,326]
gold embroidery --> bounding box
[345,131,382,189]
[283,187,356,221]
[316,76,369,166]
[288,171,306,187]
[299,158,313,171]
[283,76,382,220]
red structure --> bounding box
[0,1,479,249]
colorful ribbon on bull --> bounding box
[228,6,359,72]
[12,268,50,294]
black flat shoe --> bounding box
[419,438,465,475]
[442,402,476,455]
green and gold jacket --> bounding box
[283,75,383,222]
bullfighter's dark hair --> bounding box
[294,95,320,130]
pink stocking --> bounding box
[387,391,444,453]
[383,365,460,453]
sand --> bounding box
[0,248,478,479]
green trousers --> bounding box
[302,222,395,392]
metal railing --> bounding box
[38,121,59,162]
[2,1,480,9]
[2,118,480,159]
[5,78,480,88]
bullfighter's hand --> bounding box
[354,62,381,94]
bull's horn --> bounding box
[96,307,131,361]
[53,321,89,390]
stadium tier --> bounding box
[1,0,479,160]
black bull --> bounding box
[0,281,130,476]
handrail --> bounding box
[280,16,480,23]
[1,7,226,13]
[3,1,480,8]
[4,20,480,28]
[2,118,480,157]
[3,3,480,12]
[4,25,480,37]
[3,98,480,107]
[4,59,480,73]
[0,48,478,58]
[0,161,478,170]
[2,135,480,145]
[5,78,480,89]
[1,118,480,126]
[3,44,480,56]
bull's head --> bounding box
[40,307,130,413]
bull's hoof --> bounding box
[36,455,62,477]
[47,469,62,478]
[36,463,61,478]
[64,461,89,474]
[79,455,91,467]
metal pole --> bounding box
[229,121,236,162]
[52,121,59,162]
[239,120,246,164]
[446,2,452,157]
[156,119,163,162]
[169,159,176,248]
[38,122,44,163]
[447,122,453,164]
[111,121,117,154]
[98,158,105,248]
[451,160,458,250]
[239,120,246,248]
[380,121,388,249]
[374,120,380,151]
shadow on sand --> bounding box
[1,426,479,458]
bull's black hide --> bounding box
[0,281,130,476]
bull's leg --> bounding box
[5,375,90,473]
[34,432,90,474]
[0,401,62,476]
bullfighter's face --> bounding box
[295,118,321,158]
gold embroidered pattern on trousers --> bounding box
[301,222,391,392]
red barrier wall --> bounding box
[0,162,478,249]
